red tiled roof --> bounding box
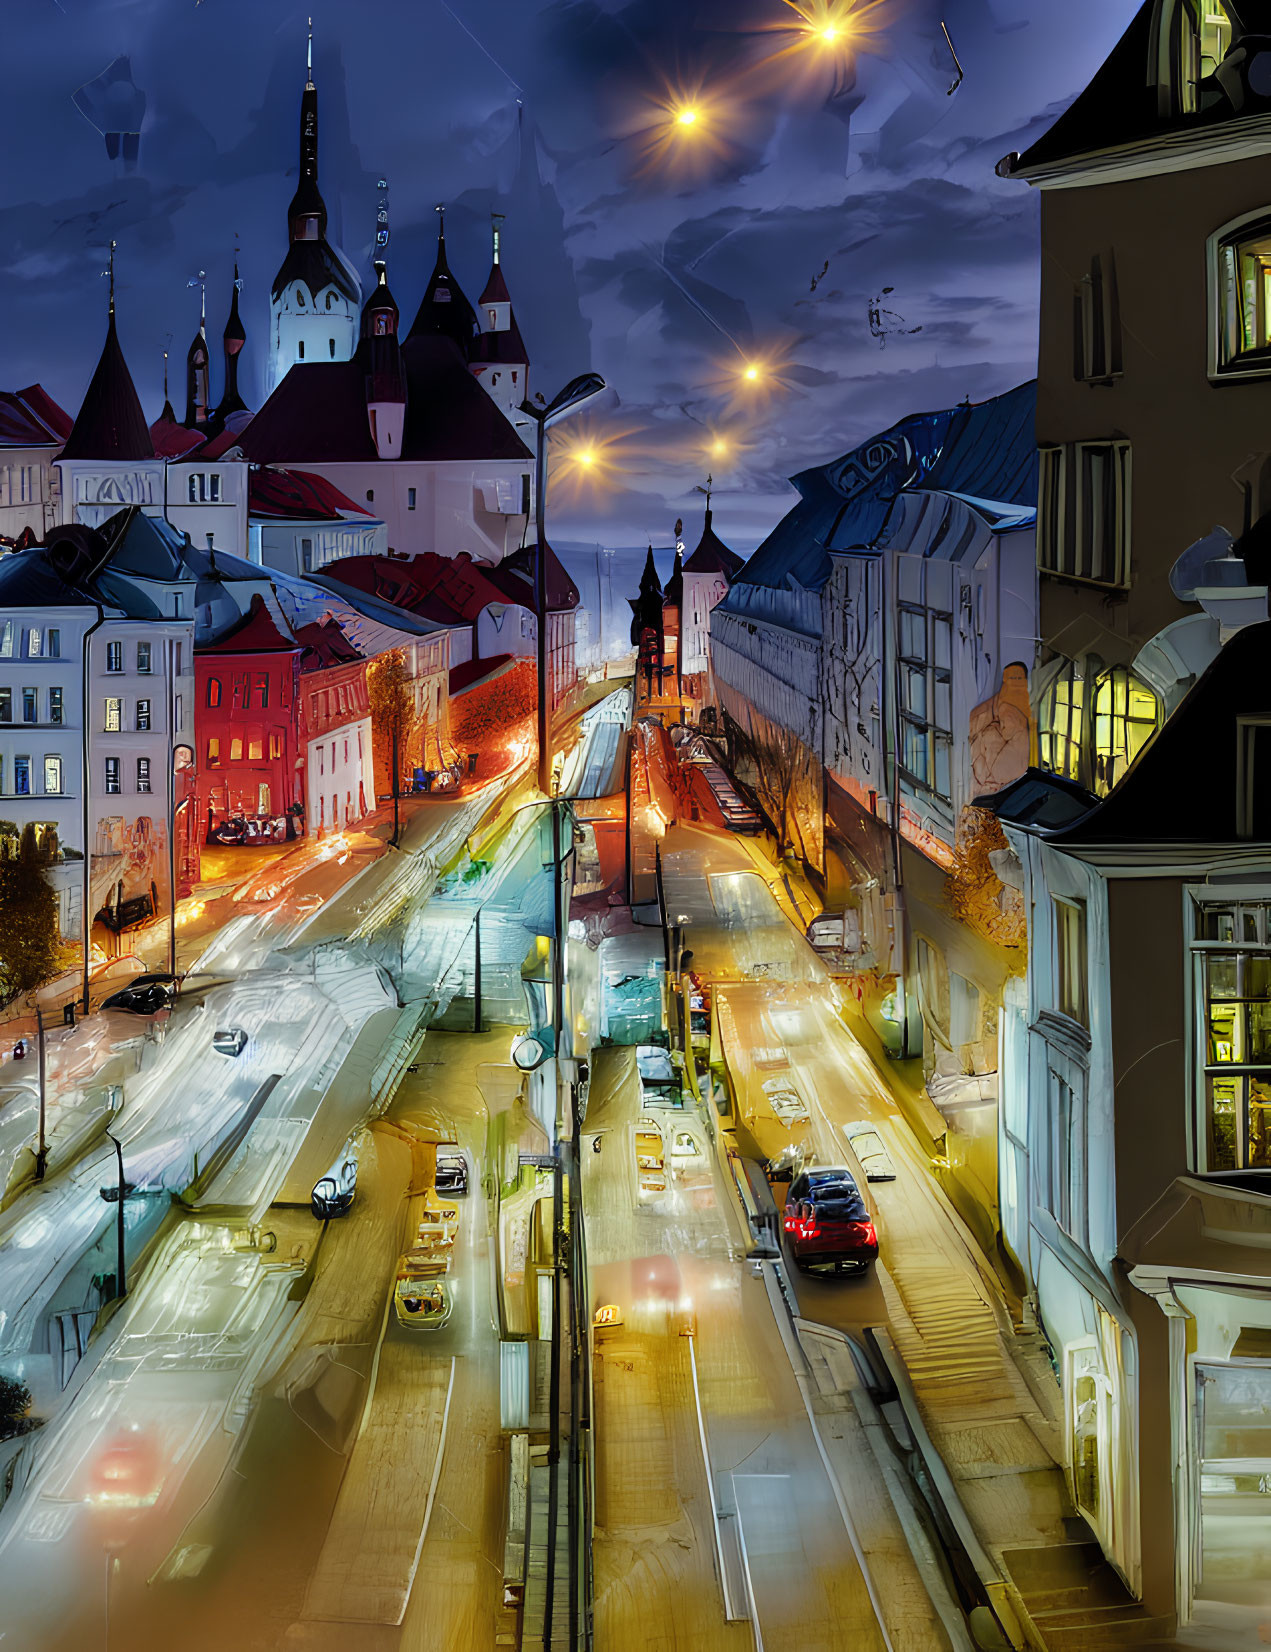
[197,591,300,655]
[325,551,524,626]
[450,652,513,695]
[249,467,373,522]
[296,616,361,669]
[0,385,73,446]
[237,335,530,465]
[149,402,206,459]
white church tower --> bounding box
[267,25,361,394]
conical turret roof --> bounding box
[407,210,477,351]
[59,312,154,462]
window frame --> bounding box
[1208,206,1271,380]
[1053,896,1089,1028]
[43,755,61,796]
[104,696,122,733]
[105,640,123,674]
[1038,441,1132,589]
[136,756,151,794]
[104,756,121,795]
[1188,890,1271,1175]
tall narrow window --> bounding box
[301,537,314,572]
[1195,898,1271,1171]
[137,641,151,673]
[27,627,41,658]
[136,757,151,793]
[135,698,151,732]
[14,756,30,795]
[0,688,10,722]
[207,737,221,766]
[206,678,222,709]
[104,757,121,795]
[48,687,62,726]
[1093,667,1159,791]
[43,756,61,795]
[1054,897,1089,1027]
[230,738,243,762]
[46,629,59,659]
[22,688,36,724]
[1038,442,1131,587]
[1075,252,1122,384]
[0,621,14,657]
[408,487,417,510]
[104,697,122,732]
[105,640,123,674]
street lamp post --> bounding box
[520,374,606,797]
[105,1132,127,1301]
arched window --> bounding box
[1038,663,1086,783]
[296,290,305,308]
[1160,0,1233,116]
[325,292,334,310]
[206,677,222,709]
[1093,667,1160,792]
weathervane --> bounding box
[376,178,390,252]
[188,267,207,324]
[695,473,714,510]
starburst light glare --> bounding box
[674,105,700,127]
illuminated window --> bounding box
[207,737,221,766]
[248,738,263,760]
[1173,1,1233,114]
[230,738,243,762]
[253,673,270,709]
[104,696,121,732]
[1054,898,1088,1026]
[207,678,222,709]
[0,621,12,658]
[1213,211,1271,375]
[269,732,282,759]
[1194,898,1271,1171]
[44,756,62,795]
[27,627,41,657]
[1093,667,1159,791]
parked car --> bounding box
[843,1120,897,1182]
[212,1027,248,1057]
[312,1146,359,1218]
[636,1044,679,1107]
[761,1075,810,1127]
[634,1117,667,1197]
[102,981,174,1015]
[784,1165,878,1273]
[393,1251,453,1330]
[435,1146,468,1196]
[766,1141,813,1183]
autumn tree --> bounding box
[367,649,420,848]
[0,824,60,1004]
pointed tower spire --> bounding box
[159,348,174,422]
[306,13,313,87]
[288,21,326,244]
[218,257,248,419]
[60,250,154,461]
[407,202,477,351]
[185,270,210,427]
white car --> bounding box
[843,1120,897,1182]
[761,1075,809,1126]
[212,1027,248,1058]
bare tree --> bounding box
[367,649,420,848]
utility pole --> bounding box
[106,1133,127,1300]
[34,1007,47,1182]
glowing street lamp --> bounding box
[673,104,700,128]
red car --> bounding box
[783,1166,878,1274]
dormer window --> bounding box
[1210,210,1271,378]
[1165,1,1233,115]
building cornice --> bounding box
[1012,112,1271,192]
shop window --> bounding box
[1093,667,1160,791]
[1195,898,1271,1170]
[1194,1359,1271,1606]
[1054,897,1089,1027]
[1038,443,1131,587]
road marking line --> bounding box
[685,1328,747,1625]
[729,1476,765,1652]
[401,1354,456,1619]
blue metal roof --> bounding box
[728,381,1036,598]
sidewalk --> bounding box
[842,1004,1171,1651]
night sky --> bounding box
[4,0,1135,553]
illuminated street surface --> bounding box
[584,1024,952,1651]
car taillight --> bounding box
[799,1218,820,1240]
[783,1211,798,1232]
[846,1220,877,1246]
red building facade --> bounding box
[194,594,305,841]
